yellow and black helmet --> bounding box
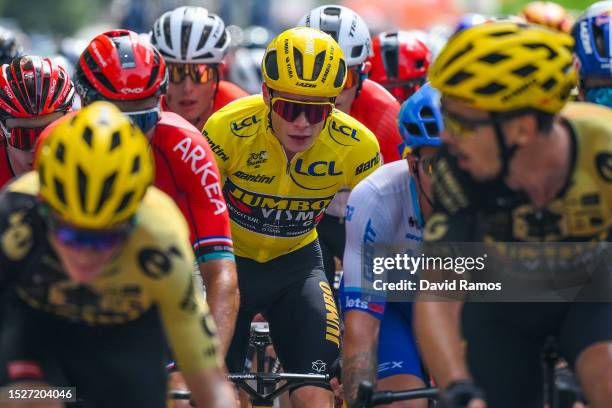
[429,21,576,114]
[36,101,154,229]
[262,27,347,98]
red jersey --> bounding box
[0,141,15,189]
[350,79,403,163]
[161,80,248,114]
[213,80,249,111]
[151,112,233,263]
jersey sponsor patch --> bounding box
[355,152,381,176]
[230,114,260,137]
[246,151,268,168]
[327,119,361,146]
[203,131,230,162]
[233,171,275,184]
[138,246,181,279]
[424,213,449,242]
[1,209,33,261]
[223,179,332,238]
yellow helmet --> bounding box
[519,1,573,33]
[429,21,576,114]
[262,27,347,98]
[36,101,154,229]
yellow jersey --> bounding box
[0,172,220,374]
[203,95,381,262]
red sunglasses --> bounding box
[271,97,334,124]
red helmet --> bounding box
[0,55,75,150]
[367,31,431,102]
[75,29,167,104]
[0,55,74,119]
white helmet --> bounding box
[298,5,372,67]
[151,6,230,64]
[228,48,265,95]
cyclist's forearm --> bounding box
[200,259,239,356]
[342,312,380,406]
[414,301,467,388]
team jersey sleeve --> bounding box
[0,173,43,284]
[147,237,223,375]
[345,127,382,189]
[156,124,234,263]
[341,179,389,320]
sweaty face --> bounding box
[265,89,332,159]
[335,83,358,114]
[166,64,218,127]
[440,97,502,181]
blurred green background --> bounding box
[0,0,601,37]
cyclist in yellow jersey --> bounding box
[0,102,236,408]
[204,27,381,408]
[413,22,612,408]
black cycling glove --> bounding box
[439,380,485,408]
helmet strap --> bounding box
[492,113,519,180]
[354,62,370,99]
[411,149,434,210]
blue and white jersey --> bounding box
[341,160,424,320]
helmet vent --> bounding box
[115,191,134,214]
[323,7,341,16]
[39,164,46,186]
[404,122,421,137]
[351,45,363,59]
[333,59,346,88]
[111,36,136,69]
[445,43,473,68]
[48,77,65,108]
[478,52,509,64]
[214,31,228,49]
[0,84,18,111]
[78,165,88,212]
[445,70,473,86]
[96,172,117,213]
[383,49,399,78]
[146,64,160,89]
[541,77,557,90]
[54,178,66,205]
[489,30,516,38]
[475,82,506,95]
[293,48,304,79]
[420,106,434,119]
[55,142,65,163]
[264,51,279,80]
[313,51,326,79]
[82,126,93,147]
[512,64,537,77]
[425,122,439,136]
[110,131,121,151]
[163,17,173,52]
[131,156,141,174]
[9,79,28,114]
[180,21,193,60]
